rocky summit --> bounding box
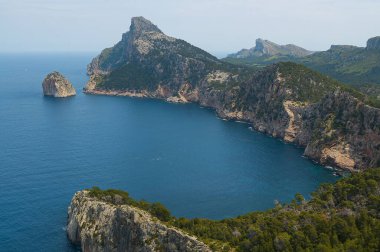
[84,17,380,171]
[67,190,211,252]
[42,71,76,97]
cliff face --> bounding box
[42,71,76,97]
[192,66,380,170]
[367,36,380,51]
[67,190,211,252]
[84,17,380,171]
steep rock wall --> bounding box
[67,191,211,252]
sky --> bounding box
[1,0,379,56]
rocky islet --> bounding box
[42,71,76,98]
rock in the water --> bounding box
[67,190,211,252]
[42,71,76,97]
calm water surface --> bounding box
[0,53,338,251]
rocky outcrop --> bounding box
[302,92,380,170]
[42,71,76,97]
[67,190,211,252]
[84,17,380,171]
[366,36,380,51]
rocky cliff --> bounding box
[42,71,76,97]
[193,64,380,170]
[67,170,380,251]
[67,190,211,252]
[367,36,380,51]
[84,17,380,171]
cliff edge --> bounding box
[67,190,211,252]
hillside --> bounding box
[300,39,380,94]
[68,168,380,251]
[225,37,380,97]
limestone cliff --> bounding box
[84,17,380,171]
[67,190,211,252]
[42,71,76,97]
[193,65,380,170]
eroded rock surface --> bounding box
[42,71,76,97]
[67,190,211,252]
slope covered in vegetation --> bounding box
[88,168,380,251]
[225,37,380,98]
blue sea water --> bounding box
[0,53,338,251]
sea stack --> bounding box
[42,71,76,97]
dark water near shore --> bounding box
[0,53,338,251]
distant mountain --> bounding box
[85,17,380,171]
[299,37,380,92]
[225,38,314,65]
[225,37,380,96]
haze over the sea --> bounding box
[1,0,379,56]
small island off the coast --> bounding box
[42,71,76,98]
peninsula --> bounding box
[84,17,380,171]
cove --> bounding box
[0,53,338,251]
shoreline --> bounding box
[84,88,353,174]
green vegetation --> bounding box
[224,55,301,67]
[279,62,358,100]
[96,62,159,90]
[300,46,380,88]
[89,168,380,251]
[278,62,380,108]
[88,187,171,221]
[224,44,380,97]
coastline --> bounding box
[83,88,353,174]
[84,88,190,103]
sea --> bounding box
[0,53,338,251]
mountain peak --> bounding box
[254,39,279,54]
[130,17,162,35]
[227,39,312,60]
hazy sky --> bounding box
[1,0,379,56]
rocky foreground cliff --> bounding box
[84,17,380,171]
[67,190,211,252]
[68,171,380,251]
[42,71,76,97]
